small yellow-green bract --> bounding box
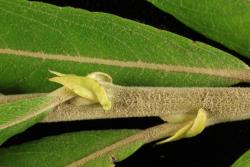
[158,108,207,144]
[49,70,112,111]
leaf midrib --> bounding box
[66,122,184,166]
[66,131,141,167]
[1,48,250,82]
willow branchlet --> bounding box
[40,71,250,143]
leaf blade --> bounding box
[0,96,51,145]
[0,0,249,94]
[0,87,74,145]
[0,129,142,167]
[147,0,250,58]
[232,149,250,167]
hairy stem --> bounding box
[43,85,250,126]
[1,85,249,126]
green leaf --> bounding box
[0,96,51,145]
[232,149,250,167]
[0,87,73,145]
[0,0,249,94]
[0,129,143,167]
[147,0,250,58]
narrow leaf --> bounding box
[0,87,74,145]
[232,149,250,167]
[147,0,250,58]
[0,129,143,167]
[0,0,249,95]
[0,96,51,145]
[0,122,185,166]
